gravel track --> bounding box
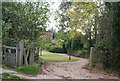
[11,57,118,79]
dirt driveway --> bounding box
[12,57,118,79]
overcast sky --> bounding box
[46,1,62,32]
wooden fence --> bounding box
[2,41,23,68]
[2,45,19,68]
[2,41,40,68]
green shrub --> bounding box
[93,37,120,75]
[1,72,21,79]
[49,47,66,53]
[9,75,21,79]
[2,73,10,78]
[16,63,41,75]
[72,50,89,58]
[49,44,67,53]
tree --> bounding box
[68,2,98,46]
[2,2,50,65]
[91,2,120,74]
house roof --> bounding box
[44,42,52,46]
[45,32,53,38]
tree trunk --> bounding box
[94,16,97,44]
[69,38,74,60]
[88,30,92,54]
[24,44,32,66]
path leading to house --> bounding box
[10,54,118,79]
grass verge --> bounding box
[16,63,41,75]
[1,72,21,79]
[2,63,42,75]
[40,50,80,62]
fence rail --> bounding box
[2,41,40,68]
[2,45,19,68]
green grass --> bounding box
[2,63,41,75]
[1,72,21,79]
[16,63,41,75]
[1,65,15,71]
[40,50,80,62]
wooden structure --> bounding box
[89,47,94,69]
[89,47,104,71]
[2,45,19,68]
[2,41,40,68]
[2,41,24,68]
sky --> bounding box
[46,1,62,32]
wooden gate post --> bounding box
[18,40,24,66]
[89,47,94,69]
[29,48,34,64]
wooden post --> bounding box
[69,54,71,60]
[35,48,39,63]
[39,47,42,56]
[16,47,18,67]
[29,48,34,64]
[40,48,42,56]
[18,40,24,66]
[35,48,39,62]
[3,47,6,65]
[89,47,94,69]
